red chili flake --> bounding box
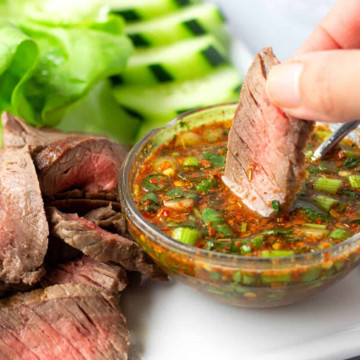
[236,241,240,248]
[316,218,323,224]
[150,178,157,184]
[209,227,216,236]
[336,161,343,168]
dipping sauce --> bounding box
[134,121,360,257]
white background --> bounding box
[122,2,360,360]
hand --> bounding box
[266,0,360,123]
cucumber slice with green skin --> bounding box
[112,66,242,140]
[126,3,225,48]
[108,0,202,23]
[121,35,228,85]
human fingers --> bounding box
[296,0,360,54]
[266,50,360,122]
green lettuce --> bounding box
[0,2,134,144]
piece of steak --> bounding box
[0,284,130,360]
[48,207,166,280]
[43,257,128,293]
[223,48,314,217]
[35,136,128,197]
[0,146,48,286]
[1,112,79,151]
[85,207,127,236]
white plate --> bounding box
[121,38,360,360]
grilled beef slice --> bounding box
[35,136,128,197]
[85,207,127,236]
[48,207,165,280]
[2,112,78,151]
[0,284,130,360]
[2,113,129,198]
[43,256,128,293]
[0,146,48,286]
[223,48,314,217]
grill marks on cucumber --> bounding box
[122,35,228,85]
[126,4,225,47]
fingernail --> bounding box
[266,63,303,108]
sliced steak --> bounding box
[0,284,130,360]
[35,136,128,197]
[1,112,78,151]
[48,207,166,280]
[223,48,314,217]
[85,207,127,236]
[0,146,48,285]
[43,257,128,293]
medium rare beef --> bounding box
[35,136,128,197]
[0,146,48,286]
[85,207,127,236]
[43,257,128,293]
[0,284,130,360]
[223,48,314,217]
[48,207,166,280]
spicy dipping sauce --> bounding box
[134,121,360,257]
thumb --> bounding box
[266,50,360,123]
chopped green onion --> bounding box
[183,156,199,167]
[303,223,327,230]
[348,175,360,189]
[241,244,252,255]
[330,229,350,241]
[241,222,247,233]
[171,227,202,245]
[314,177,342,194]
[142,174,170,192]
[261,250,294,258]
[262,229,293,236]
[195,179,217,193]
[271,200,280,214]
[314,195,338,211]
[305,150,313,159]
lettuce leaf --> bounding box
[0,3,134,143]
[59,80,140,145]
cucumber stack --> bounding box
[109,0,242,140]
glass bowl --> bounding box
[119,103,360,308]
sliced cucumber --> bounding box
[126,3,225,48]
[108,0,202,23]
[120,35,228,85]
[112,66,241,140]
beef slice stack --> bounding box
[223,48,314,217]
[0,112,166,359]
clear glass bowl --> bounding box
[119,103,360,308]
